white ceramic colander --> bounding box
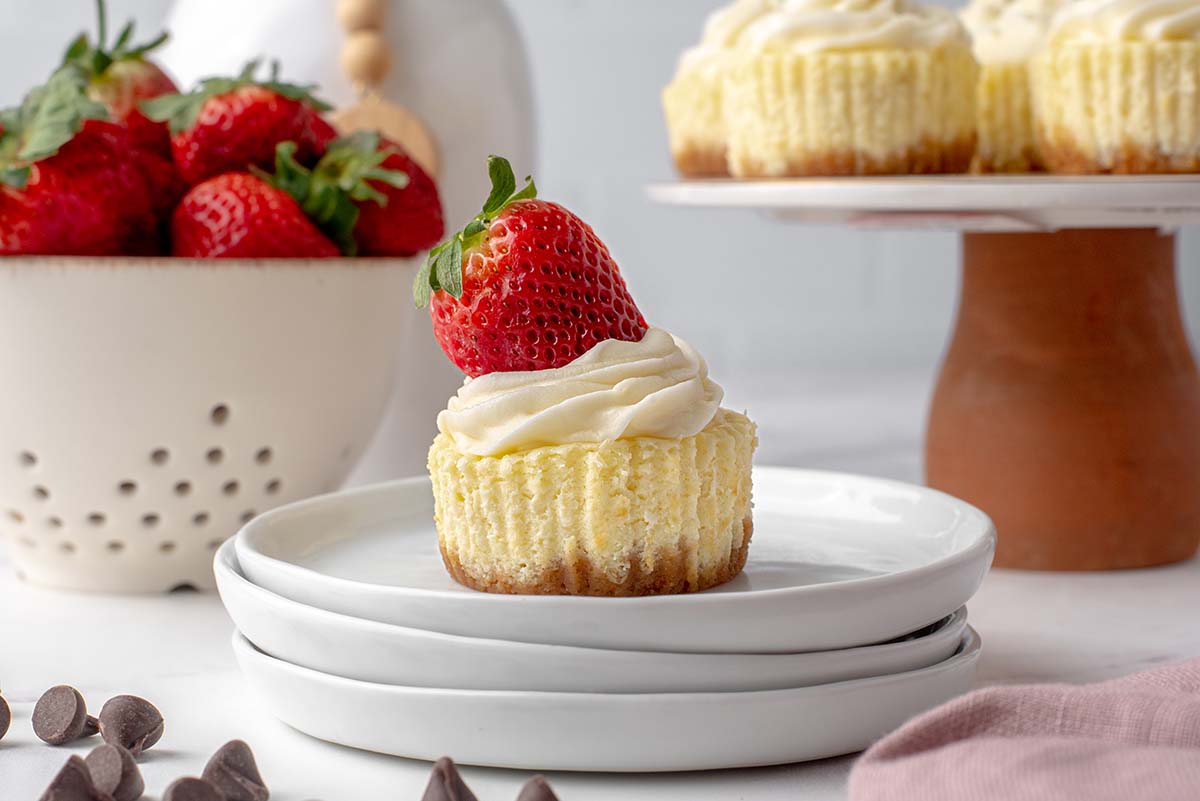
[0,258,412,593]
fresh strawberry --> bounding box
[0,67,157,255]
[62,0,177,146]
[311,132,444,256]
[141,61,333,186]
[413,157,647,377]
[171,171,340,259]
[60,0,181,223]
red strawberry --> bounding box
[414,157,647,377]
[171,172,341,259]
[312,133,444,257]
[62,0,178,146]
[61,0,182,222]
[141,62,333,187]
[0,68,157,255]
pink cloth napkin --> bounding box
[848,658,1200,801]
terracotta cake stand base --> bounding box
[927,229,1200,570]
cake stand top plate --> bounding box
[646,175,1200,232]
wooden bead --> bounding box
[341,31,392,88]
[336,0,386,31]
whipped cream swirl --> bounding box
[437,328,724,457]
[960,0,1066,62]
[736,0,971,53]
[1047,0,1200,44]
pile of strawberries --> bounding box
[0,2,443,259]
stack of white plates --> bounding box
[220,467,994,772]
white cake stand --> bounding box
[648,176,1200,571]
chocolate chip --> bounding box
[202,740,268,801]
[421,757,478,801]
[0,694,10,741]
[163,777,225,801]
[33,686,99,746]
[85,743,144,801]
[38,755,113,801]
[98,695,163,757]
[516,776,560,801]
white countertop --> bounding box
[4,374,1200,800]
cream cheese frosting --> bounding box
[1046,0,1200,44]
[960,0,1065,62]
[734,0,970,54]
[437,328,724,457]
[677,0,778,77]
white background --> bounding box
[2,0,1198,477]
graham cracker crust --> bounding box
[732,135,976,178]
[971,145,1044,174]
[441,517,753,597]
[672,144,730,178]
[1037,127,1200,174]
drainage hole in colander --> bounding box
[105,540,124,553]
[32,486,49,501]
[222,480,239,496]
[206,538,224,550]
[18,536,35,548]
[142,513,161,528]
[207,448,224,465]
[59,542,76,555]
[192,512,210,526]
[47,516,63,528]
[159,541,177,554]
[174,481,192,497]
[118,481,137,496]
[339,444,353,462]
[8,509,24,524]
[255,447,273,465]
[211,404,230,425]
[265,479,281,495]
[240,510,256,524]
[19,451,37,468]
[150,448,170,466]
[87,512,106,527]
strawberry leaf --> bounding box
[482,156,516,215]
[16,66,108,162]
[413,258,434,308]
[435,237,464,299]
[315,131,410,208]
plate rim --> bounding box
[217,539,970,659]
[234,466,996,607]
[231,625,982,701]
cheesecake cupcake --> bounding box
[662,0,776,176]
[416,157,757,597]
[1032,0,1200,173]
[722,0,979,177]
[960,0,1065,172]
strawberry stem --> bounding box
[413,155,535,308]
[95,0,108,54]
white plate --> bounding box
[233,627,981,772]
[235,467,995,653]
[216,540,968,693]
[646,175,1200,231]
